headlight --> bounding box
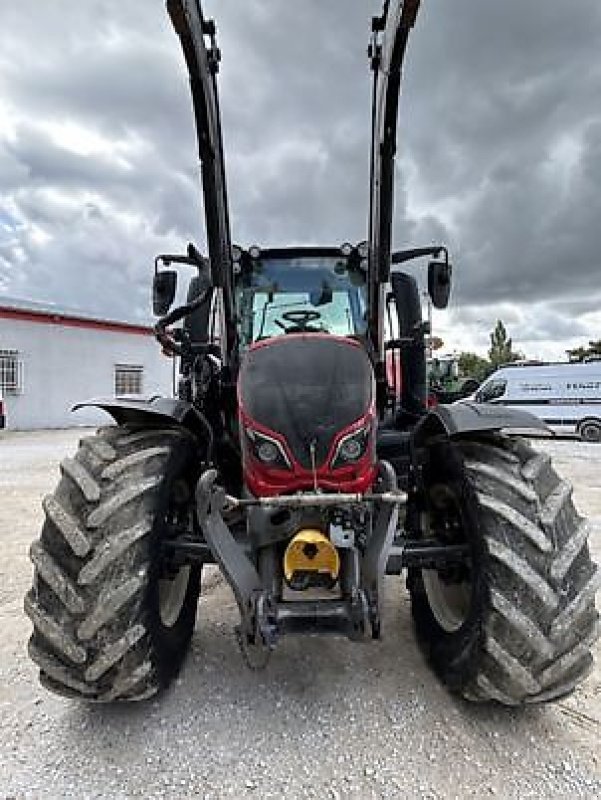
[330,426,370,469]
[339,437,363,460]
[256,440,279,463]
[246,428,291,469]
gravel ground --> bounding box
[0,429,600,799]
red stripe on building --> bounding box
[0,306,153,336]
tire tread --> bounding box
[409,433,599,705]
[465,437,599,704]
[25,425,201,702]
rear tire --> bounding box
[25,425,203,702]
[408,434,600,705]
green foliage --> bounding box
[456,320,523,383]
[457,352,492,383]
[566,340,601,362]
[488,319,522,368]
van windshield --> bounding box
[476,378,507,403]
[235,255,367,348]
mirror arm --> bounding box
[391,245,447,265]
[187,242,206,266]
[155,253,202,271]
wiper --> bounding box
[256,298,271,341]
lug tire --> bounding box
[408,434,600,705]
[25,425,202,702]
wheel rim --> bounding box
[422,570,471,632]
[421,486,472,633]
[580,422,601,442]
[159,566,191,627]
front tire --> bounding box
[25,426,203,702]
[408,434,599,705]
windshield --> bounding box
[235,255,367,348]
[476,378,507,403]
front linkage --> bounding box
[196,464,405,665]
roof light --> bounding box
[357,240,369,259]
[340,242,353,257]
[249,245,261,259]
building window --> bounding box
[114,364,143,397]
[0,349,24,393]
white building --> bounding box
[0,297,173,430]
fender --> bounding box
[73,396,213,450]
[412,400,549,443]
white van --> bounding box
[472,361,601,441]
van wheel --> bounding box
[578,419,601,443]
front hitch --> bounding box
[196,466,407,663]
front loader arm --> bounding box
[367,0,421,357]
[167,0,236,360]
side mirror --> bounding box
[153,270,177,316]
[428,260,452,309]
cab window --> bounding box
[235,255,367,349]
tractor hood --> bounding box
[238,335,375,477]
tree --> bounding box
[567,340,601,362]
[488,320,521,368]
[457,352,492,383]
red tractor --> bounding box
[26,0,598,704]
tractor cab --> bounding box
[231,245,376,498]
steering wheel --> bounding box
[274,309,323,333]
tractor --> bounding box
[427,356,481,405]
[25,0,598,704]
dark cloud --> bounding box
[0,0,599,356]
[400,0,601,315]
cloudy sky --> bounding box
[1,0,600,359]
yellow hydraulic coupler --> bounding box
[283,529,340,591]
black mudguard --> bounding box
[73,396,213,446]
[412,401,549,444]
